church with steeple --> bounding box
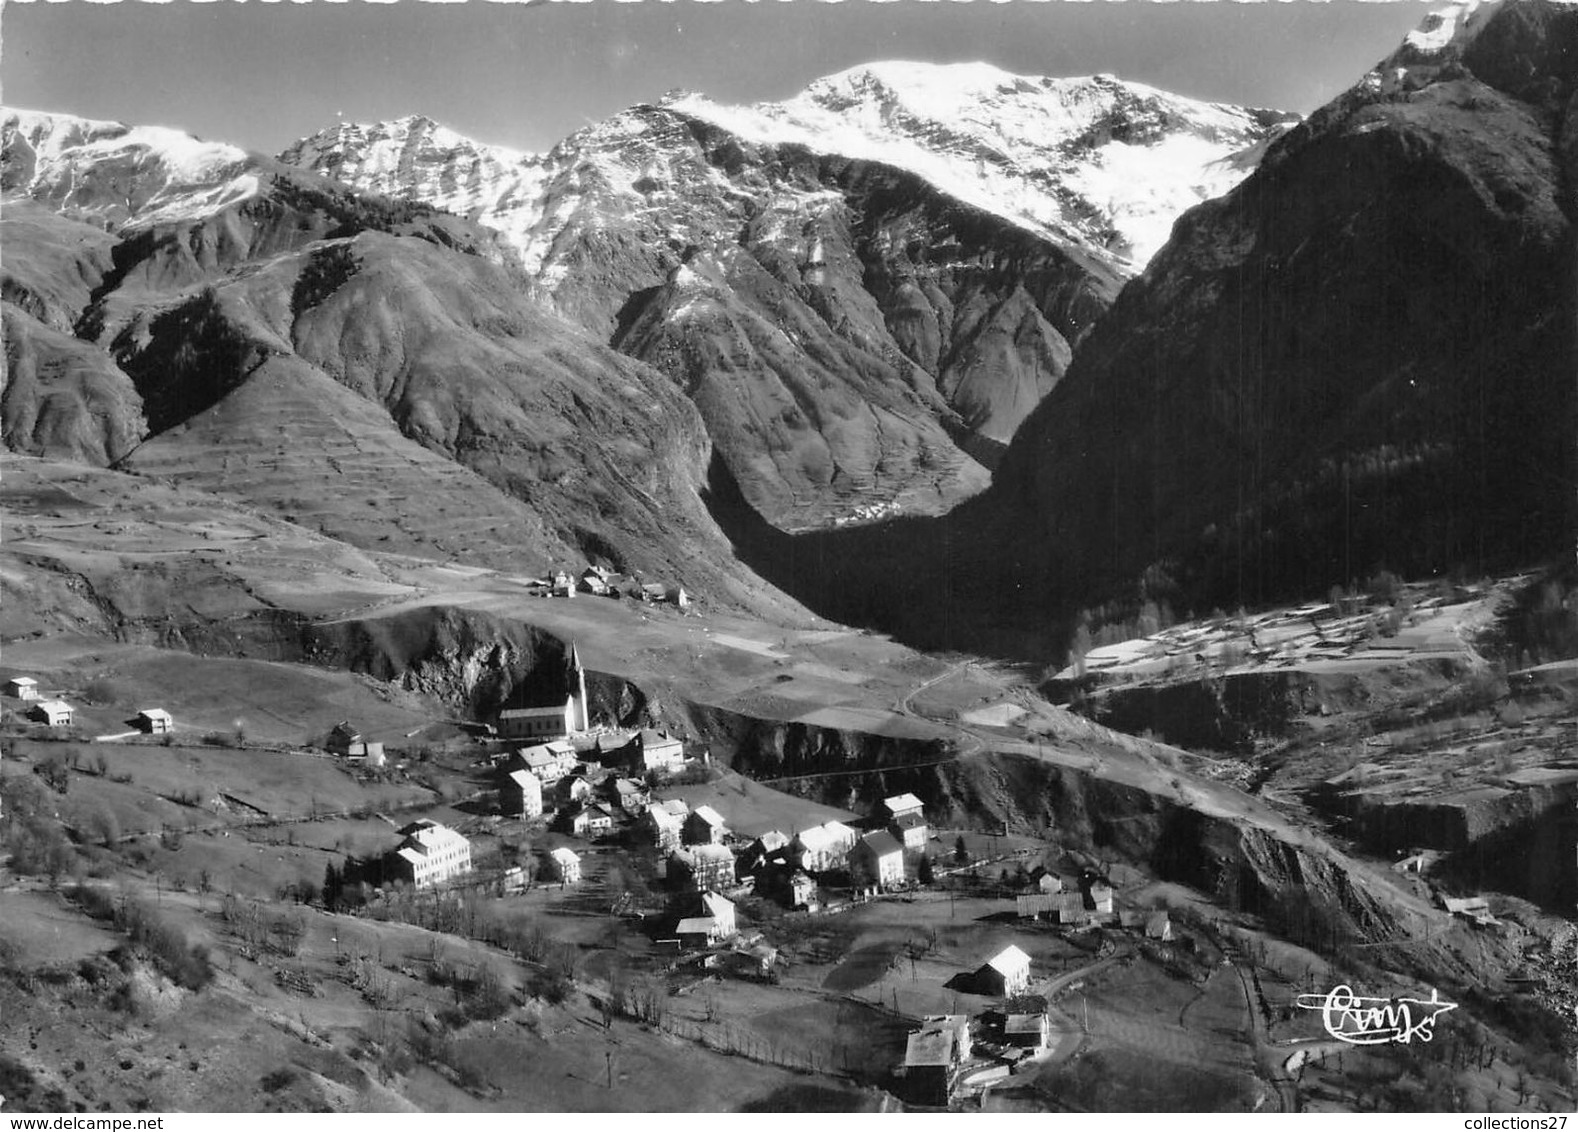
[496,641,590,740]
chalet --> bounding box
[639,582,668,604]
[1004,1012,1050,1051]
[621,729,686,775]
[669,844,735,892]
[1033,871,1063,894]
[1145,911,1173,942]
[7,677,39,701]
[641,801,686,851]
[882,793,925,822]
[683,804,729,846]
[578,572,609,596]
[550,846,581,884]
[500,769,544,819]
[851,830,905,889]
[604,777,649,813]
[735,941,778,978]
[387,820,472,889]
[551,571,576,598]
[791,821,858,872]
[30,700,74,728]
[975,944,1031,997]
[903,1015,971,1107]
[135,708,173,735]
[325,721,384,762]
[889,811,928,850]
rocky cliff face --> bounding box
[279,65,1289,529]
[992,0,1578,615]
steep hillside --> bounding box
[0,111,811,619]
[280,66,1289,528]
[992,0,1578,615]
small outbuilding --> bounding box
[135,708,174,735]
[8,676,40,701]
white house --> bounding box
[30,700,73,728]
[135,708,174,735]
[1004,1012,1050,1051]
[622,729,685,775]
[501,769,543,819]
[514,740,579,784]
[851,830,905,889]
[7,676,39,701]
[791,821,858,872]
[387,820,472,889]
[882,793,925,822]
[550,846,581,884]
[1088,881,1115,914]
[976,944,1031,997]
[669,844,735,892]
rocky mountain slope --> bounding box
[989,0,1577,618]
[280,65,1289,528]
[0,109,810,619]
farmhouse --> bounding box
[1004,1012,1050,1051]
[889,811,928,850]
[669,844,735,892]
[550,846,581,884]
[1032,871,1063,894]
[620,729,686,775]
[560,802,616,838]
[604,777,649,813]
[7,676,39,700]
[135,708,174,735]
[903,1015,972,1107]
[851,830,905,889]
[701,891,737,938]
[387,820,472,889]
[29,700,73,728]
[578,573,609,596]
[791,821,858,872]
[882,793,925,822]
[975,944,1031,997]
[500,769,543,819]
[683,804,729,846]
[641,801,686,851]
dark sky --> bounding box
[3,0,1432,156]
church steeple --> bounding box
[568,642,589,732]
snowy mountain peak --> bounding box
[668,61,1293,267]
[2,106,256,228]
